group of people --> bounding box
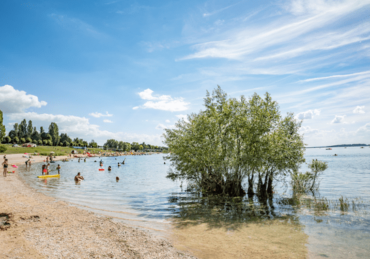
[2,155,8,177]
[41,163,61,175]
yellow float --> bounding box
[37,174,60,179]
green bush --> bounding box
[0,145,7,153]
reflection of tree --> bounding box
[169,193,302,230]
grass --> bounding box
[0,144,106,156]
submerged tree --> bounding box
[164,86,305,197]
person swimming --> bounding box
[116,176,119,182]
[74,172,84,181]
[108,166,112,171]
[118,163,121,167]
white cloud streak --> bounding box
[89,112,113,118]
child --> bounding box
[42,165,47,175]
[57,164,61,174]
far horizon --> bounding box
[0,0,369,146]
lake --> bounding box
[19,147,370,258]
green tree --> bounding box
[60,133,72,145]
[164,86,305,197]
[104,139,119,149]
[48,122,60,146]
[139,145,143,150]
[40,126,44,135]
[309,159,328,190]
[27,120,33,137]
[13,136,19,143]
[43,139,48,145]
[20,137,26,143]
[64,141,70,147]
[19,119,27,139]
[13,123,19,138]
[38,140,43,145]
[3,136,11,143]
[131,142,140,151]
[89,139,98,148]
[0,110,5,142]
[26,137,32,143]
[0,145,7,153]
[31,130,41,143]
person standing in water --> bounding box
[2,159,8,177]
[57,164,61,174]
[74,172,84,181]
[25,159,28,168]
[42,164,47,175]
[28,159,32,167]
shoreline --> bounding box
[0,167,195,258]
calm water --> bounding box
[19,148,370,258]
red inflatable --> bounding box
[99,169,104,171]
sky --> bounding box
[0,0,369,146]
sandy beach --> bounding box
[0,156,195,259]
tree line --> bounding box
[0,111,168,152]
[103,139,168,152]
[0,118,98,147]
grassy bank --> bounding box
[0,145,104,156]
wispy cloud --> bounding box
[103,119,113,123]
[203,2,241,17]
[182,0,370,60]
[49,14,104,37]
[89,112,113,118]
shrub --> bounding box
[0,145,7,153]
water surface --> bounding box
[19,148,370,258]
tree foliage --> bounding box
[0,110,5,142]
[164,86,305,197]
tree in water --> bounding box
[164,86,305,197]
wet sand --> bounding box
[171,219,308,259]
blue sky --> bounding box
[0,0,369,146]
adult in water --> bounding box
[2,159,8,177]
[116,176,119,182]
[57,164,61,174]
[74,172,84,182]
[108,166,112,171]
[118,163,121,167]
[25,159,28,168]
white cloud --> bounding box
[165,119,170,123]
[356,123,370,135]
[296,109,321,120]
[134,89,189,112]
[89,112,113,118]
[156,124,167,130]
[103,119,113,123]
[353,106,365,114]
[0,85,47,113]
[331,115,345,124]
[176,114,189,122]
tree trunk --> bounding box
[248,174,254,195]
[267,173,273,194]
